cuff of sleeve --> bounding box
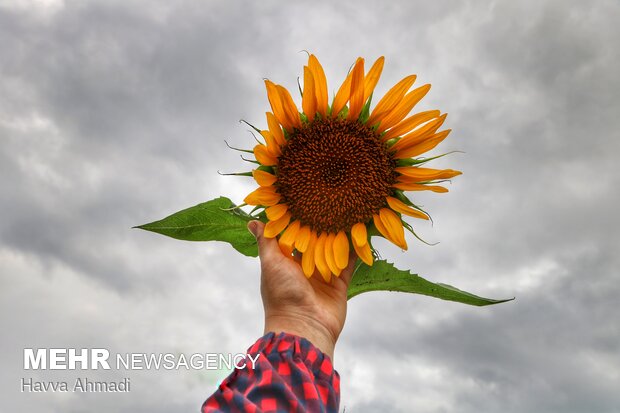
[249,331,340,386]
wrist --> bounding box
[264,312,336,360]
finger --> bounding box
[248,221,281,264]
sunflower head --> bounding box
[243,55,461,282]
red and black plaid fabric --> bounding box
[202,332,340,413]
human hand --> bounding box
[248,220,357,360]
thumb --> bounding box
[248,220,280,261]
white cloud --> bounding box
[1,0,619,411]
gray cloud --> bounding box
[1,0,619,412]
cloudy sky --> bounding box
[1,0,619,412]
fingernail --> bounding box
[247,221,258,238]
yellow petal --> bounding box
[276,85,301,130]
[391,113,448,151]
[334,231,350,270]
[380,208,407,250]
[332,68,353,117]
[265,204,288,220]
[353,240,374,266]
[302,66,316,122]
[347,58,366,121]
[395,167,462,182]
[252,169,277,187]
[278,220,300,256]
[314,232,331,282]
[396,173,438,183]
[368,74,417,125]
[377,84,431,133]
[373,212,405,250]
[392,182,449,192]
[381,110,440,141]
[278,242,294,257]
[260,130,281,156]
[308,55,328,118]
[302,231,317,277]
[264,212,291,238]
[386,196,429,220]
[373,213,390,241]
[244,186,281,206]
[295,225,312,253]
[394,129,451,159]
[265,80,290,130]
[363,56,385,103]
[324,233,341,277]
[254,144,278,166]
[351,222,368,247]
[266,112,286,146]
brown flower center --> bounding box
[275,117,396,233]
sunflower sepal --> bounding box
[396,151,463,167]
[393,190,415,206]
[217,171,253,177]
[249,205,269,221]
[224,140,254,154]
[391,190,428,211]
[334,105,349,119]
[366,223,382,238]
[240,155,260,164]
[414,179,454,185]
[282,127,291,140]
[240,119,262,134]
[257,165,275,173]
[401,220,438,246]
[369,121,381,131]
[385,138,399,148]
[358,94,373,124]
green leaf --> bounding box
[136,198,512,307]
[348,259,513,306]
[135,197,259,257]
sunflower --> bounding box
[242,55,461,282]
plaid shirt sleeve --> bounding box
[201,332,340,413]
